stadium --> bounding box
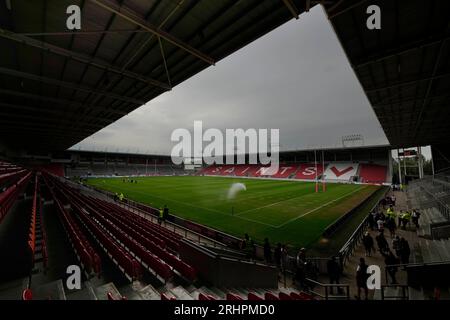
[1,0,450,305]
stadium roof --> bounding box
[325,0,450,148]
[0,0,314,152]
[1,1,448,153]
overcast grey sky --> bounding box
[71,6,388,155]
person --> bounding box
[392,235,401,257]
[377,216,384,232]
[386,217,397,238]
[119,193,124,201]
[327,256,342,294]
[399,237,410,265]
[401,211,411,229]
[163,204,169,220]
[263,238,272,263]
[239,234,248,250]
[376,232,389,255]
[294,259,306,289]
[398,210,404,227]
[362,232,374,257]
[412,209,421,228]
[296,248,306,266]
[114,192,119,202]
[158,207,164,225]
[280,244,288,272]
[391,194,396,206]
[274,243,282,268]
[355,258,369,300]
[385,251,399,284]
[386,205,394,218]
[249,239,256,260]
[368,212,376,231]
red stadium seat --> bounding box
[248,293,263,300]
[226,293,243,300]
[264,292,279,300]
[22,289,33,300]
[359,164,387,184]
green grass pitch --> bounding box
[85,176,379,249]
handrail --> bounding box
[337,188,388,267]
[305,278,350,300]
[381,284,409,300]
[419,185,450,220]
[384,260,450,285]
[70,179,234,249]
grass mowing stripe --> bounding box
[275,185,366,228]
[85,176,378,248]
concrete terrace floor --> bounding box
[309,190,436,300]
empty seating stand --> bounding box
[199,162,387,184]
[43,173,196,283]
[359,164,387,184]
[0,170,32,223]
[43,174,101,275]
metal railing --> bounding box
[380,284,409,300]
[420,185,450,221]
[336,188,389,268]
[384,260,450,285]
[305,278,350,300]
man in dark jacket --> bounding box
[327,256,342,294]
[263,238,272,263]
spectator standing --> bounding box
[412,209,421,228]
[327,256,342,294]
[158,207,164,225]
[386,217,397,238]
[399,237,411,265]
[280,244,288,272]
[263,238,272,263]
[376,232,389,255]
[274,243,282,268]
[377,217,385,232]
[368,212,376,231]
[401,211,411,229]
[392,235,401,257]
[391,194,396,206]
[163,204,169,220]
[355,258,369,300]
[398,210,404,228]
[362,232,374,257]
[385,251,400,284]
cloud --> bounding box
[72,6,388,155]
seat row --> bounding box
[99,199,181,251]
[62,183,196,281]
[45,174,141,280]
[46,174,196,282]
[171,291,314,301]
[84,197,196,281]
[0,169,28,188]
[0,171,32,223]
[27,175,38,255]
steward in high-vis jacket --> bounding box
[158,208,164,225]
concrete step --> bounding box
[170,286,194,300]
[137,284,161,300]
[93,282,121,300]
[409,287,424,300]
[208,287,227,299]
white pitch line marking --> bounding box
[275,186,366,228]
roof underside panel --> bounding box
[0,0,308,152]
[326,0,450,148]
